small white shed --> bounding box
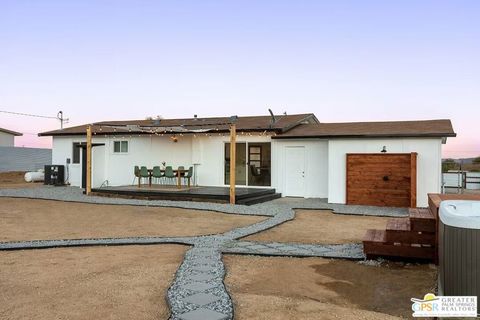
[0,127,22,147]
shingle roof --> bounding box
[0,127,22,136]
[38,115,456,139]
[273,119,456,139]
[38,114,318,136]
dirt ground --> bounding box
[245,209,390,244]
[0,171,40,188]
[0,245,187,320]
[0,198,265,241]
[224,255,436,319]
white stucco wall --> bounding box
[327,138,443,207]
[53,135,195,187]
[103,135,194,186]
[52,135,443,206]
[0,132,15,147]
[52,134,274,188]
[52,135,108,187]
[272,139,328,198]
[194,135,272,187]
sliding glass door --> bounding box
[224,143,247,185]
[224,142,271,187]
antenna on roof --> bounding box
[268,108,276,127]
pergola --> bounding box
[84,116,240,204]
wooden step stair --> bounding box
[363,229,386,244]
[363,194,480,262]
[409,208,436,232]
[363,201,438,261]
[385,218,435,245]
[363,229,435,260]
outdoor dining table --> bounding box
[140,168,185,188]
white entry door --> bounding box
[284,146,305,197]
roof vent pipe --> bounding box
[268,109,276,127]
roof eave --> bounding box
[272,133,457,139]
[0,129,23,136]
[39,128,283,137]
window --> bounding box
[249,146,262,168]
[113,140,128,153]
[72,142,81,164]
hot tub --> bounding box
[439,200,480,297]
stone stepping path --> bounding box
[221,240,365,259]
[167,247,232,320]
[0,186,407,319]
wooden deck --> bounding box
[91,185,281,205]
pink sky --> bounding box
[1,1,479,158]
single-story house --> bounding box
[0,127,22,147]
[39,113,456,207]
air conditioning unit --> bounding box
[44,165,65,186]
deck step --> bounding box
[235,188,276,200]
[409,208,435,220]
[385,218,435,244]
[236,193,282,205]
[363,227,435,260]
[363,229,386,244]
[363,242,435,260]
[386,217,411,232]
[409,208,436,232]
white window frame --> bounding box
[112,140,129,154]
[223,141,272,188]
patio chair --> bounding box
[164,166,175,185]
[183,166,193,187]
[132,165,140,185]
[177,166,185,175]
[139,166,149,185]
[176,166,185,187]
[152,166,163,185]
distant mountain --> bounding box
[442,157,477,164]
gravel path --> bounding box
[0,236,194,250]
[0,186,405,320]
[0,186,408,217]
[221,240,364,259]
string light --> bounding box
[84,120,280,144]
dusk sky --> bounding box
[1,1,478,158]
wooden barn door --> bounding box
[346,153,417,208]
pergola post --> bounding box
[229,124,236,204]
[86,125,92,195]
